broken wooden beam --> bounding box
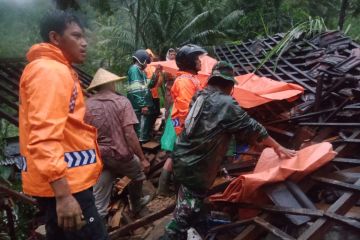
[332,157,360,165]
[252,204,360,230]
[265,182,311,225]
[108,203,175,239]
[312,176,360,193]
[0,184,37,205]
[265,126,295,137]
[253,217,296,240]
[233,213,270,240]
[298,179,360,240]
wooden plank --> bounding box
[253,217,296,240]
[265,183,311,225]
[312,176,360,193]
[109,203,125,229]
[233,214,269,240]
[0,71,19,89]
[109,203,175,239]
[0,80,18,98]
[332,157,360,165]
[234,224,262,240]
[334,131,360,153]
[0,94,18,110]
[0,110,18,126]
[234,203,360,231]
[265,126,295,138]
[0,184,37,205]
[141,141,160,150]
[298,179,360,240]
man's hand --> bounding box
[50,178,85,232]
[141,106,149,115]
[56,195,85,231]
[260,136,296,159]
[274,146,296,159]
[141,159,150,173]
[154,65,163,76]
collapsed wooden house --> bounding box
[0,30,359,240]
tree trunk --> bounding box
[135,0,141,49]
[338,0,349,30]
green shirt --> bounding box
[173,86,269,192]
[127,64,154,109]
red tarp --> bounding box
[210,142,336,203]
[150,57,304,108]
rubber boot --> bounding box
[157,169,171,196]
[128,180,151,214]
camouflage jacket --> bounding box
[173,85,268,192]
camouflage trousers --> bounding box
[163,185,206,240]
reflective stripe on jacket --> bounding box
[19,43,102,197]
[171,71,202,135]
[127,64,154,109]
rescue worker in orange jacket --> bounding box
[157,44,207,196]
[170,44,207,135]
[19,10,107,240]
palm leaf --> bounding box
[181,30,227,45]
[216,9,244,30]
[173,11,210,42]
[255,16,327,73]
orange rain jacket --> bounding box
[19,43,102,197]
[171,71,202,135]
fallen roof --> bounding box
[213,31,360,94]
[0,58,93,126]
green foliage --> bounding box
[0,0,359,239]
[1,0,359,75]
[0,119,18,162]
[257,16,328,71]
[0,0,54,58]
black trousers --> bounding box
[37,188,108,240]
[152,98,161,117]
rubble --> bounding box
[201,30,360,239]
[1,31,359,239]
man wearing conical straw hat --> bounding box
[84,68,151,217]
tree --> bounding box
[338,0,349,30]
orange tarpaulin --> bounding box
[149,55,217,87]
[150,58,304,108]
[233,73,304,108]
[210,142,336,203]
[149,55,217,76]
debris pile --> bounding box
[110,31,360,239]
[197,30,360,239]
[0,31,359,239]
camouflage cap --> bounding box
[208,61,237,84]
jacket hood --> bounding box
[26,43,70,66]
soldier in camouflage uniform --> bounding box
[161,61,296,239]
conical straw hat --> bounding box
[87,68,126,90]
